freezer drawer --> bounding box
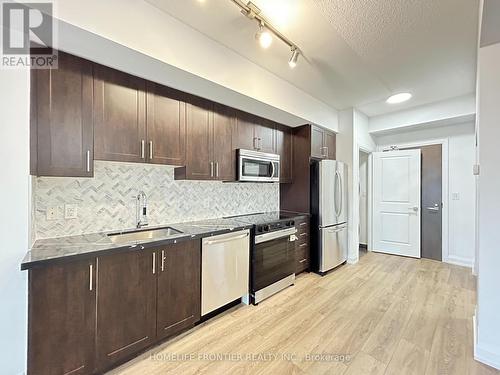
[201,230,250,316]
[319,224,347,273]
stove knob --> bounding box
[263,225,270,232]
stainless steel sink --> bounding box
[107,227,183,244]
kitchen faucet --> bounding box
[136,191,148,229]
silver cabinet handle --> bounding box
[149,141,153,160]
[299,222,307,226]
[141,140,145,159]
[161,250,165,272]
[299,243,308,247]
[215,162,219,178]
[299,259,307,263]
[86,150,91,172]
[152,252,156,274]
[210,161,214,177]
[325,146,329,158]
[89,264,93,291]
[259,138,262,150]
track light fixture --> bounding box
[288,47,299,68]
[231,0,302,68]
[255,22,273,49]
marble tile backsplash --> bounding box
[33,161,279,239]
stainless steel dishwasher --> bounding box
[201,229,250,316]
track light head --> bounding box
[255,23,273,49]
[288,48,299,68]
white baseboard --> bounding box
[444,255,474,268]
[474,313,500,370]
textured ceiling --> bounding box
[146,0,479,117]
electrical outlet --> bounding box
[46,206,59,221]
[65,204,78,219]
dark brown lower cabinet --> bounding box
[295,217,310,274]
[95,249,157,373]
[156,240,201,340]
[28,259,96,375]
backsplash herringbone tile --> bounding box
[33,161,279,239]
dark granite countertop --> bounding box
[21,211,310,270]
[21,217,254,270]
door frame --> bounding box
[377,138,450,264]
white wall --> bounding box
[369,94,476,134]
[48,0,339,131]
[337,109,376,263]
[475,41,500,369]
[375,122,476,267]
[0,68,30,374]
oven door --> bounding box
[238,151,280,182]
[252,229,296,293]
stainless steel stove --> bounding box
[228,212,298,304]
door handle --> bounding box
[426,204,440,211]
[409,206,419,212]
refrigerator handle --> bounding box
[335,171,342,217]
[338,171,343,217]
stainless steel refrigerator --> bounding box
[310,160,348,274]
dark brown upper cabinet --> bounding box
[175,101,235,181]
[310,125,336,160]
[156,240,201,340]
[95,248,157,373]
[93,64,147,163]
[256,120,276,154]
[31,51,94,177]
[233,111,276,154]
[28,258,96,375]
[176,97,214,180]
[146,83,186,166]
[212,103,236,181]
[276,124,293,184]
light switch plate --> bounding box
[46,206,58,221]
[452,192,460,201]
[64,204,78,219]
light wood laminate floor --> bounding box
[109,252,499,375]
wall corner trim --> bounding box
[474,314,500,370]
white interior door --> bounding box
[372,150,421,258]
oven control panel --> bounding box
[255,220,295,234]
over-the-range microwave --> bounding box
[237,149,280,182]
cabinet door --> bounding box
[94,65,146,163]
[33,52,93,177]
[213,104,235,181]
[233,112,257,150]
[323,131,336,160]
[255,121,276,153]
[156,240,201,340]
[276,125,293,183]
[310,125,325,159]
[185,98,214,179]
[96,249,156,372]
[146,83,186,166]
[28,259,96,375]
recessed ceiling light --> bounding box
[255,24,273,49]
[386,93,412,104]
